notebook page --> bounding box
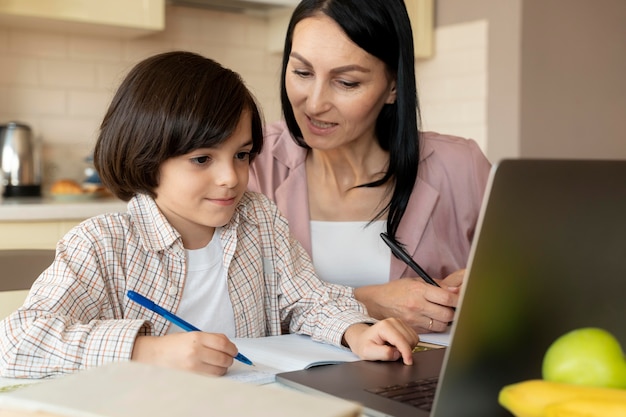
[231,334,359,372]
[418,328,451,346]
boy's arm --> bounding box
[0,231,146,378]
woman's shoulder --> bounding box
[264,120,290,141]
[418,131,492,192]
[259,120,307,166]
[250,120,308,195]
[421,131,482,151]
[421,131,490,166]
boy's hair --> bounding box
[94,51,264,201]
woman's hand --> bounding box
[343,319,419,365]
[354,269,465,333]
[131,332,239,376]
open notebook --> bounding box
[227,334,360,384]
[227,332,447,385]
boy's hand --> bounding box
[343,318,419,365]
[131,332,238,376]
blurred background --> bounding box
[0,0,624,191]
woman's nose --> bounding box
[305,81,331,115]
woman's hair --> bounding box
[280,0,420,241]
[94,51,264,201]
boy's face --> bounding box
[154,111,254,249]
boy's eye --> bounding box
[191,156,210,165]
[235,151,251,161]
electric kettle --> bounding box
[0,121,42,197]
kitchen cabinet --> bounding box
[0,0,165,38]
[0,218,77,318]
[170,0,300,10]
[406,0,434,59]
[0,197,127,249]
[0,198,126,318]
[267,0,434,59]
[0,219,81,249]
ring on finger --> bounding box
[428,317,433,330]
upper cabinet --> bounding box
[406,0,434,59]
[0,0,165,38]
[267,0,434,59]
[169,0,299,11]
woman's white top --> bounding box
[167,229,236,337]
[310,220,390,287]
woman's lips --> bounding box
[306,116,338,135]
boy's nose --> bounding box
[215,162,239,188]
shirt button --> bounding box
[168,286,178,296]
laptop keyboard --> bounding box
[365,376,439,411]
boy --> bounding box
[0,51,417,378]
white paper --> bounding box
[224,334,360,384]
[418,328,452,346]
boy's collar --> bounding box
[128,193,259,254]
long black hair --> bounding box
[280,0,421,241]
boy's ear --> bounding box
[385,81,397,104]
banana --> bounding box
[543,398,626,417]
[498,379,626,417]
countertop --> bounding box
[0,196,127,221]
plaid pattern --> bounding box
[0,192,372,378]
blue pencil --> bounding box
[127,290,253,366]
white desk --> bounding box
[0,333,449,416]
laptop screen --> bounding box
[432,159,626,416]
[277,159,626,417]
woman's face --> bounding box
[285,15,397,151]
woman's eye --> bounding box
[191,156,210,165]
[292,69,312,78]
[338,80,360,89]
[235,151,251,161]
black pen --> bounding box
[380,232,440,287]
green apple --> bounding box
[542,327,626,389]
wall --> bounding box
[435,0,522,162]
[435,0,626,161]
[3,0,623,188]
[0,5,283,190]
[416,20,488,154]
[520,0,626,159]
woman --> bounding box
[249,0,491,333]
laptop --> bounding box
[277,159,626,417]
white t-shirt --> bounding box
[167,229,236,337]
[310,220,390,287]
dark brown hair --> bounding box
[94,51,264,201]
